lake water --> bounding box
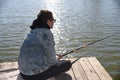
[0,0,120,79]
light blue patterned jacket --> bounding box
[18,28,58,75]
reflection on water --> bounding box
[0,0,120,79]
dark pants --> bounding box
[20,60,72,80]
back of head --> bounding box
[30,10,53,29]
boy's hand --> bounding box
[56,54,62,60]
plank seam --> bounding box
[87,57,101,80]
[78,59,88,80]
[71,65,77,80]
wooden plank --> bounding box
[72,58,88,80]
[80,57,100,80]
[0,69,19,80]
[0,62,18,70]
[88,57,113,80]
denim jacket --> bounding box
[18,28,58,75]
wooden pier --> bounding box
[0,57,113,80]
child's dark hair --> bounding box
[30,10,53,29]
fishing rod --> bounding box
[70,34,114,64]
[61,34,114,57]
[59,34,114,63]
